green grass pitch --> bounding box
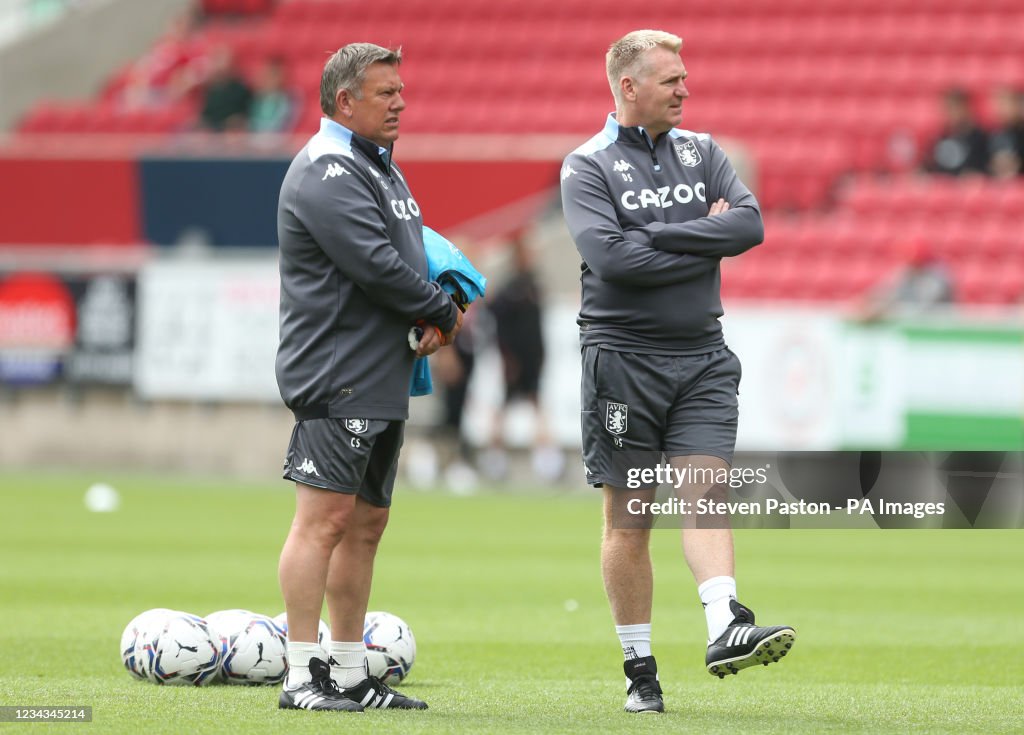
[1,470,1021,734]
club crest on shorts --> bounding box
[344,418,368,435]
[605,402,628,435]
[674,140,702,167]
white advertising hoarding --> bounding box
[133,263,1017,451]
[135,261,280,401]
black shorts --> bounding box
[580,346,741,488]
[501,349,544,401]
[282,418,405,507]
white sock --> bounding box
[699,575,737,643]
[329,641,367,689]
[615,623,652,661]
[284,641,324,689]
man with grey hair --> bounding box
[561,30,795,713]
[275,42,462,713]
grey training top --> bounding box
[561,114,764,354]
[276,118,458,421]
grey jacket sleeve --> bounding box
[296,158,458,332]
[561,155,719,287]
[632,138,764,258]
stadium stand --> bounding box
[10,0,1024,303]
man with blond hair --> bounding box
[561,30,795,713]
[275,42,461,713]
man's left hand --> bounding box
[708,198,730,216]
[416,325,443,357]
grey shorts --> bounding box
[581,346,741,488]
[282,418,405,507]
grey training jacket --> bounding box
[561,114,764,354]
[276,118,458,421]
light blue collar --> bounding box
[319,117,353,144]
[604,112,662,147]
[603,113,620,141]
[319,118,391,164]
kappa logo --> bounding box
[674,140,703,167]
[345,419,369,435]
[560,163,577,181]
[368,167,390,190]
[298,458,320,476]
[606,402,628,435]
[321,163,350,180]
[613,159,634,181]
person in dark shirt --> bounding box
[275,42,460,714]
[199,46,253,132]
[858,238,955,321]
[490,238,545,405]
[924,88,989,176]
[988,86,1024,179]
[561,29,792,715]
[483,234,565,483]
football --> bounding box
[204,609,257,682]
[363,611,416,684]
[220,614,288,685]
[206,609,256,638]
[120,608,175,680]
[144,612,224,686]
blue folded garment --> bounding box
[424,226,488,304]
[411,227,487,396]
[410,352,433,396]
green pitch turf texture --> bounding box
[1,470,1021,734]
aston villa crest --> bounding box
[674,140,702,167]
[605,403,628,435]
[345,418,368,435]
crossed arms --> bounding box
[561,138,763,287]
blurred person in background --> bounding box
[118,8,206,109]
[858,238,955,322]
[988,87,1024,179]
[275,43,462,714]
[199,46,252,132]
[430,310,479,492]
[561,30,794,714]
[924,88,989,176]
[482,233,565,483]
[249,58,298,133]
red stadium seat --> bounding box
[13,0,1024,304]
